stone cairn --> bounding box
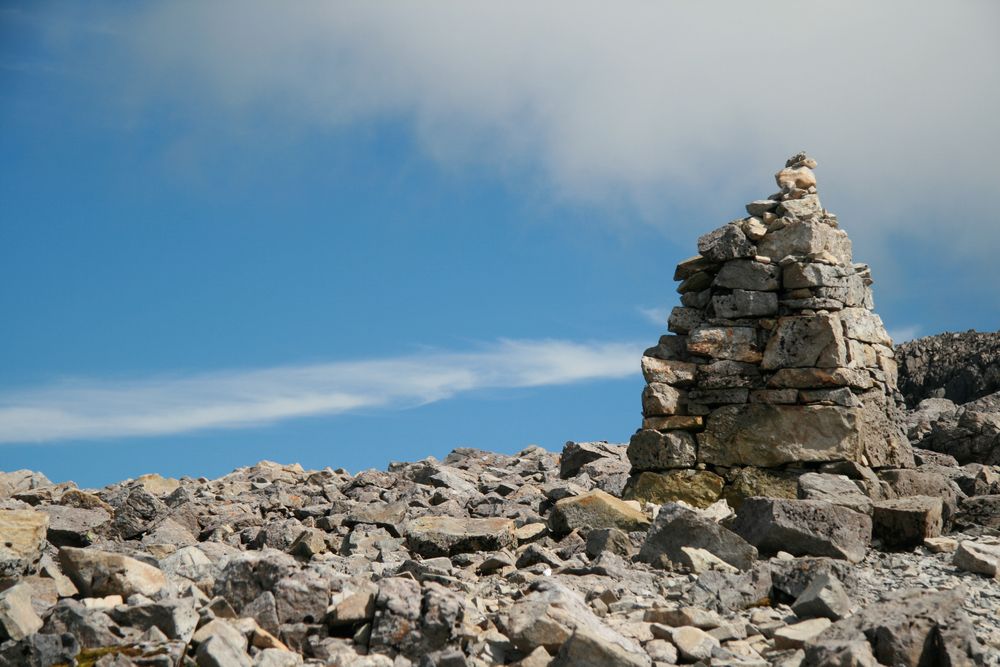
[627,153,915,506]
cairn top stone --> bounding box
[628,154,913,496]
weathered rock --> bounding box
[626,429,697,471]
[669,625,719,661]
[897,330,1000,406]
[109,598,199,643]
[731,498,871,562]
[686,326,762,363]
[548,489,648,536]
[804,588,985,666]
[713,259,781,291]
[698,223,755,262]
[197,633,253,667]
[774,618,832,650]
[0,509,48,578]
[39,505,111,546]
[688,563,773,612]
[623,470,724,509]
[713,289,778,318]
[406,516,516,556]
[59,547,167,597]
[551,625,652,667]
[641,382,683,416]
[791,572,852,621]
[872,496,943,549]
[639,504,756,570]
[953,540,1000,578]
[698,404,861,467]
[757,219,851,264]
[762,314,847,369]
[955,494,1000,529]
[559,441,627,479]
[797,473,872,514]
[584,527,633,559]
[722,467,800,510]
[0,583,44,641]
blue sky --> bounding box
[2,2,998,488]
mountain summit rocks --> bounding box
[628,153,914,506]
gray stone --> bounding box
[697,404,861,467]
[584,527,634,559]
[953,540,1000,578]
[59,546,167,597]
[757,219,852,264]
[641,382,683,416]
[674,254,717,281]
[640,356,697,386]
[872,496,942,549]
[406,516,516,557]
[712,289,778,318]
[698,223,756,262]
[797,473,872,514]
[746,200,778,217]
[0,583,43,641]
[805,588,985,666]
[110,597,199,643]
[551,625,652,667]
[627,429,697,471]
[559,441,628,479]
[0,509,48,578]
[688,563,773,612]
[713,259,780,291]
[197,634,253,667]
[731,498,871,562]
[783,262,853,289]
[40,505,111,546]
[548,489,649,536]
[687,326,762,362]
[791,572,852,621]
[956,494,1000,529]
[667,306,704,334]
[638,504,756,570]
[761,314,847,369]
[838,308,891,346]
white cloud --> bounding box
[88,0,1000,262]
[637,306,669,327]
[0,339,640,444]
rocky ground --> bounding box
[2,431,1000,667]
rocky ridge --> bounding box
[897,330,1000,406]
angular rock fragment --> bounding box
[638,504,756,570]
[871,496,943,549]
[0,509,48,578]
[59,546,167,597]
[953,540,1000,578]
[731,498,871,562]
[406,516,516,556]
[548,489,648,536]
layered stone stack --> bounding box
[628,153,914,503]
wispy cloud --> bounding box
[637,306,669,327]
[0,339,640,444]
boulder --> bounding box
[804,588,985,666]
[627,429,697,471]
[0,583,44,641]
[548,489,649,536]
[790,572,852,621]
[406,516,516,556]
[623,470,724,509]
[953,541,1000,578]
[58,547,167,597]
[697,404,861,467]
[871,496,943,549]
[797,473,872,514]
[0,509,48,578]
[731,498,871,563]
[955,494,1000,530]
[638,504,756,570]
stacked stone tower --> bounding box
[627,153,914,504]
